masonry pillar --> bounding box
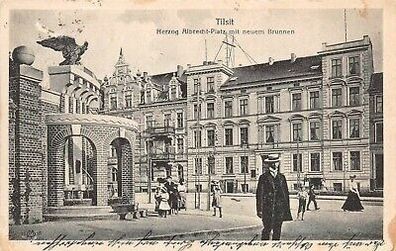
[121,142,134,204]
[95,145,109,206]
[9,47,44,224]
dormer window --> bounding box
[170,86,177,100]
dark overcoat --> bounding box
[256,171,293,226]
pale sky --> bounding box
[10,9,382,84]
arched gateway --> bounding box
[46,114,138,208]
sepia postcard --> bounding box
[1,0,396,250]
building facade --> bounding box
[102,35,383,194]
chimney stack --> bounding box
[291,53,296,63]
[177,65,183,78]
[269,57,274,65]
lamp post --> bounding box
[296,134,301,188]
[207,151,214,211]
[242,143,249,193]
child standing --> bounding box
[296,185,308,221]
[211,180,223,218]
[158,186,170,218]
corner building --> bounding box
[102,35,382,193]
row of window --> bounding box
[192,87,363,120]
[193,76,215,94]
[331,55,361,78]
[292,151,361,172]
[145,112,184,128]
[192,118,382,148]
[194,150,363,175]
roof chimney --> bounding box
[187,64,191,69]
[269,57,274,65]
[291,53,296,63]
[177,65,183,77]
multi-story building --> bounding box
[369,73,383,191]
[102,35,382,194]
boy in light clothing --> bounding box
[296,185,308,221]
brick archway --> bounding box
[46,114,138,207]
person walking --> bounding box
[296,185,308,221]
[178,178,187,210]
[306,185,320,211]
[341,175,364,212]
[211,180,223,218]
[256,154,293,240]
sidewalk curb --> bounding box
[143,224,262,240]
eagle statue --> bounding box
[37,36,88,65]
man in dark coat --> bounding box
[256,154,293,240]
[307,184,320,210]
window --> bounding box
[375,122,383,143]
[240,127,248,145]
[350,151,361,171]
[208,156,215,174]
[195,184,202,192]
[240,156,249,173]
[292,123,302,141]
[164,114,171,127]
[310,153,321,172]
[333,152,343,171]
[193,104,201,119]
[177,112,183,128]
[250,169,256,178]
[225,100,233,117]
[310,91,320,109]
[333,183,343,192]
[331,58,342,77]
[332,89,342,107]
[110,146,117,157]
[207,103,215,118]
[349,118,360,138]
[146,90,152,103]
[110,96,117,110]
[265,125,274,143]
[240,99,248,115]
[265,96,274,113]
[349,87,360,106]
[225,128,233,146]
[170,86,177,100]
[310,121,320,140]
[194,130,202,148]
[225,157,233,174]
[195,158,202,174]
[292,153,302,172]
[207,77,214,93]
[349,56,360,75]
[375,96,383,113]
[146,115,153,128]
[207,129,215,147]
[292,93,302,111]
[241,184,249,193]
[194,79,200,94]
[177,138,184,153]
[332,120,342,139]
[68,96,74,113]
[125,94,132,108]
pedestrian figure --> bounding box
[170,182,180,215]
[307,185,320,211]
[164,176,175,215]
[342,175,364,212]
[158,185,170,218]
[256,154,293,240]
[321,178,328,191]
[154,187,161,213]
[296,185,308,221]
[178,179,187,210]
[211,180,223,218]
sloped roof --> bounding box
[369,72,383,92]
[150,71,187,98]
[222,55,322,88]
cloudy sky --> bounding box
[10,9,382,85]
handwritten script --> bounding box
[31,231,385,251]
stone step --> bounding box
[47,206,114,215]
[43,213,119,221]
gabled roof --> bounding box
[221,55,322,88]
[149,71,187,98]
[369,72,383,93]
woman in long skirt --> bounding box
[178,179,187,210]
[211,181,223,218]
[342,175,364,212]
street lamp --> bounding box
[207,151,214,211]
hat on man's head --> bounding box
[264,154,280,163]
[350,175,357,179]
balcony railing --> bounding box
[150,147,176,160]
